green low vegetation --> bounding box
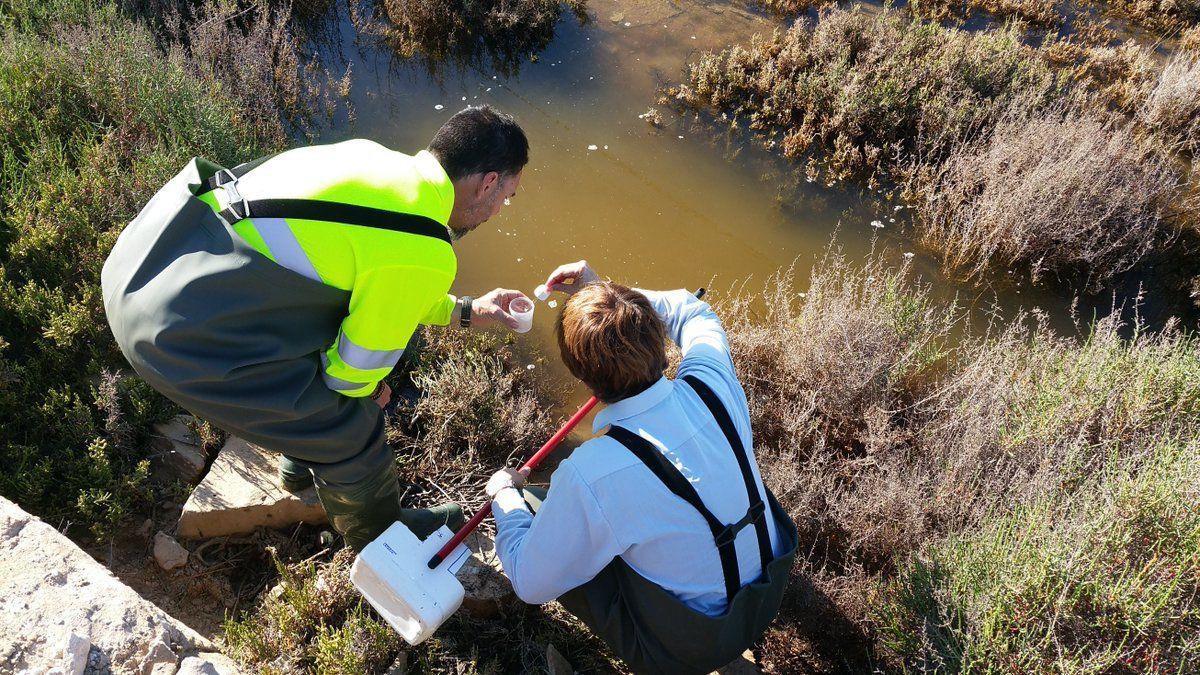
[0,0,296,537]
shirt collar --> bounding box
[413,149,455,226]
[592,376,674,434]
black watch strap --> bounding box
[459,296,473,328]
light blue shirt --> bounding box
[492,289,781,616]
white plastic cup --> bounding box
[534,284,550,302]
[510,296,535,333]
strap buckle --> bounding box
[714,525,738,548]
[715,501,767,547]
[214,168,251,220]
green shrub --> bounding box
[0,0,288,536]
[669,7,1064,187]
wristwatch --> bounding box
[458,295,474,328]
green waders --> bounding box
[101,157,462,550]
[528,376,799,675]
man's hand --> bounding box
[371,382,392,409]
[543,260,600,296]
[471,288,524,330]
[486,467,529,498]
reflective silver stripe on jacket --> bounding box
[255,217,322,283]
[320,353,371,392]
[336,330,404,371]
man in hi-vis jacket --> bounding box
[102,106,529,550]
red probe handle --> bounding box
[427,396,600,568]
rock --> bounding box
[177,437,325,539]
[177,652,244,674]
[139,518,154,538]
[0,496,212,673]
[713,649,761,674]
[385,652,408,675]
[546,644,573,675]
[43,629,89,675]
[153,532,189,571]
[456,531,515,618]
[150,415,208,484]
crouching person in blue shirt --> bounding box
[484,261,799,674]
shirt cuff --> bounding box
[492,487,531,516]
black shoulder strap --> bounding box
[606,426,742,605]
[201,157,453,246]
[682,375,773,575]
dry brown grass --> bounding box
[1140,50,1200,154]
[385,327,560,514]
[908,0,1063,28]
[714,251,1200,671]
[910,107,1182,290]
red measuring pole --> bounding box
[428,395,600,569]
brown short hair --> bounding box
[556,282,668,403]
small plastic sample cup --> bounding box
[510,296,535,334]
[534,284,550,302]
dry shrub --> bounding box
[1043,38,1159,111]
[670,7,1063,187]
[156,0,349,138]
[385,327,559,510]
[912,107,1181,290]
[1140,50,1200,154]
[715,251,1200,670]
[719,250,957,574]
[351,0,587,76]
[1183,23,1200,49]
[1092,0,1200,37]
[908,0,1062,28]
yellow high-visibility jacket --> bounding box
[198,139,457,397]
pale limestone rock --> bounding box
[153,532,188,571]
[150,415,208,484]
[0,496,211,674]
[177,437,325,539]
[456,531,515,618]
[42,629,89,675]
[385,652,408,675]
[177,652,243,675]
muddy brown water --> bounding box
[329,0,1144,421]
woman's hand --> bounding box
[543,260,600,296]
[471,288,524,330]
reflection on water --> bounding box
[349,0,589,78]
[327,0,1124,405]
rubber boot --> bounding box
[314,464,405,552]
[398,502,466,540]
[278,456,315,493]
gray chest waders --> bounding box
[100,157,461,549]
[557,375,799,675]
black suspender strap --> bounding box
[682,375,774,576]
[217,198,453,245]
[606,426,742,606]
[201,156,453,245]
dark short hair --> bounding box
[556,282,669,403]
[427,105,529,181]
